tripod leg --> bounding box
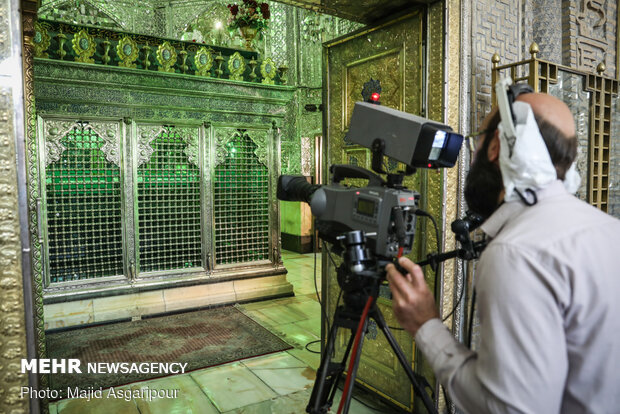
[338,315,369,414]
[306,309,356,414]
[372,308,438,414]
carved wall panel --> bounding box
[344,49,403,126]
[562,0,617,78]
[472,0,523,130]
[0,0,30,410]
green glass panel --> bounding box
[45,127,124,283]
[214,132,269,265]
[137,128,202,272]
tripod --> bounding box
[306,267,438,414]
[306,210,487,414]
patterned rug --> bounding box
[46,305,291,392]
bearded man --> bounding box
[386,91,620,413]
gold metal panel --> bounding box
[418,4,448,412]
[270,0,432,23]
[585,75,618,212]
[33,21,50,58]
[343,47,404,128]
[323,11,424,411]
[342,146,370,169]
[436,1,463,411]
[442,0,462,330]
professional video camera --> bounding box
[277,99,468,414]
[278,101,463,259]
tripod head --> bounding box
[333,230,386,312]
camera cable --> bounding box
[385,209,440,331]
[442,258,467,323]
[305,241,343,354]
[413,209,441,300]
[413,208,468,323]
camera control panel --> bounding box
[353,194,380,225]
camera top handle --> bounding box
[329,164,386,187]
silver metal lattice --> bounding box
[46,126,123,283]
[214,131,269,265]
[137,127,202,273]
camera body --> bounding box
[311,179,418,258]
[278,165,419,258]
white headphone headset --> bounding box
[494,78,581,205]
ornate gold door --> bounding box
[322,11,428,412]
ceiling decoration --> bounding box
[269,0,436,23]
[181,2,233,47]
[37,0,125,29]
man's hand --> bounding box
[386,257,440,336]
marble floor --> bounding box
[49,251,395,414]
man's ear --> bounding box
[487,130,500,163]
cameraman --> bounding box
[386,91,620,413]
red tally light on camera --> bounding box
[370,92,380,102]
[428,163,432,168]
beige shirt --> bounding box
[415,180,620,413]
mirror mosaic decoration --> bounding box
[36,0,365,180]
[29,0,366,293]
[611,94,620,218]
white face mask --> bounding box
[497,101,580,201]
[563,162,581,194]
